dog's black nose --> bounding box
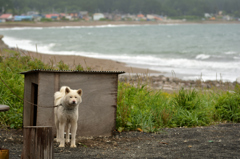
[72,101,76,104]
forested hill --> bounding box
[2,0,240,17]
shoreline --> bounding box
[1,35,238,92]
[10,48,239,93]
[0,20,239,28]
[13,48,161,74]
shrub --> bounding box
[117,83,173,132]
[57,60,69,70]
[214,85,240,122]
[76,64,84,71]
[172,88,201,111]
[171,88,211,127]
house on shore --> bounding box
[0,14,13,22]
[79,11,90,20]
[137,14,146,21]
[14,15,33,21]
[146,14,163,21]
[45,14,59,20]
[93,13,105,21]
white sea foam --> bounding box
[195,54,210,59]
[4,36,36,51]
[3,36,56,53]
[234,56,240,60]
[46,24,140,30]
[225,51,237,55]
[0,24,139,31]
[0,27,43,31]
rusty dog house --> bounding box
[21,69,124,137]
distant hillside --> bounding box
[2,0,240,17]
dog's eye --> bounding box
[75,96,77,98]
[70,96,72,98]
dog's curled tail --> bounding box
[54,86,70,105]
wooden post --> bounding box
[22,126,53,159]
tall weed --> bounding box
[214,85,240,122]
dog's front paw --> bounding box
[59,144,65,147]
[66,139,70,143]
[70,144,76,148]
[54,138,60,142]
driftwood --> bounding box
[22,126,53,159]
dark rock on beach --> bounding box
[119,74,237,92]
[0,35,9,49]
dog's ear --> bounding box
[65,87,70,94]
[77,89,82,96]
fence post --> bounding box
[22,126,53,159]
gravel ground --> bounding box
[1,123,240,159]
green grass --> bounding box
[116,82,240,132]
[0,48,240,131]
[214,86,240,122]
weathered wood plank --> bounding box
[59,73,118,136]
[22,126,53,159]
[21,70,123,137]
[23,73,39,126]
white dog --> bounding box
[54,86,83,147]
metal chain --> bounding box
[0,75,61,108]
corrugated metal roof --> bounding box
[20,69,125,74]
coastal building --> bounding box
[223,15,233,21]
[69,13,79,20]
[122,14,137,21]
[113,14,122,21]
[79,11,89,20]
[0,14,13,22]
[137,14,146,21]
[146,14,155,21]
[204,13,212,18]
[146,14,163,21]
[93,13,105,21]
[45,14,59,20]
[14,15,33,21]
[103,13,113,20]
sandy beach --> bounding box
[0,20,239,29]
[22,50,160,74]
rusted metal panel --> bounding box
[22,126,53,159]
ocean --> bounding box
[1,23,240,82]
